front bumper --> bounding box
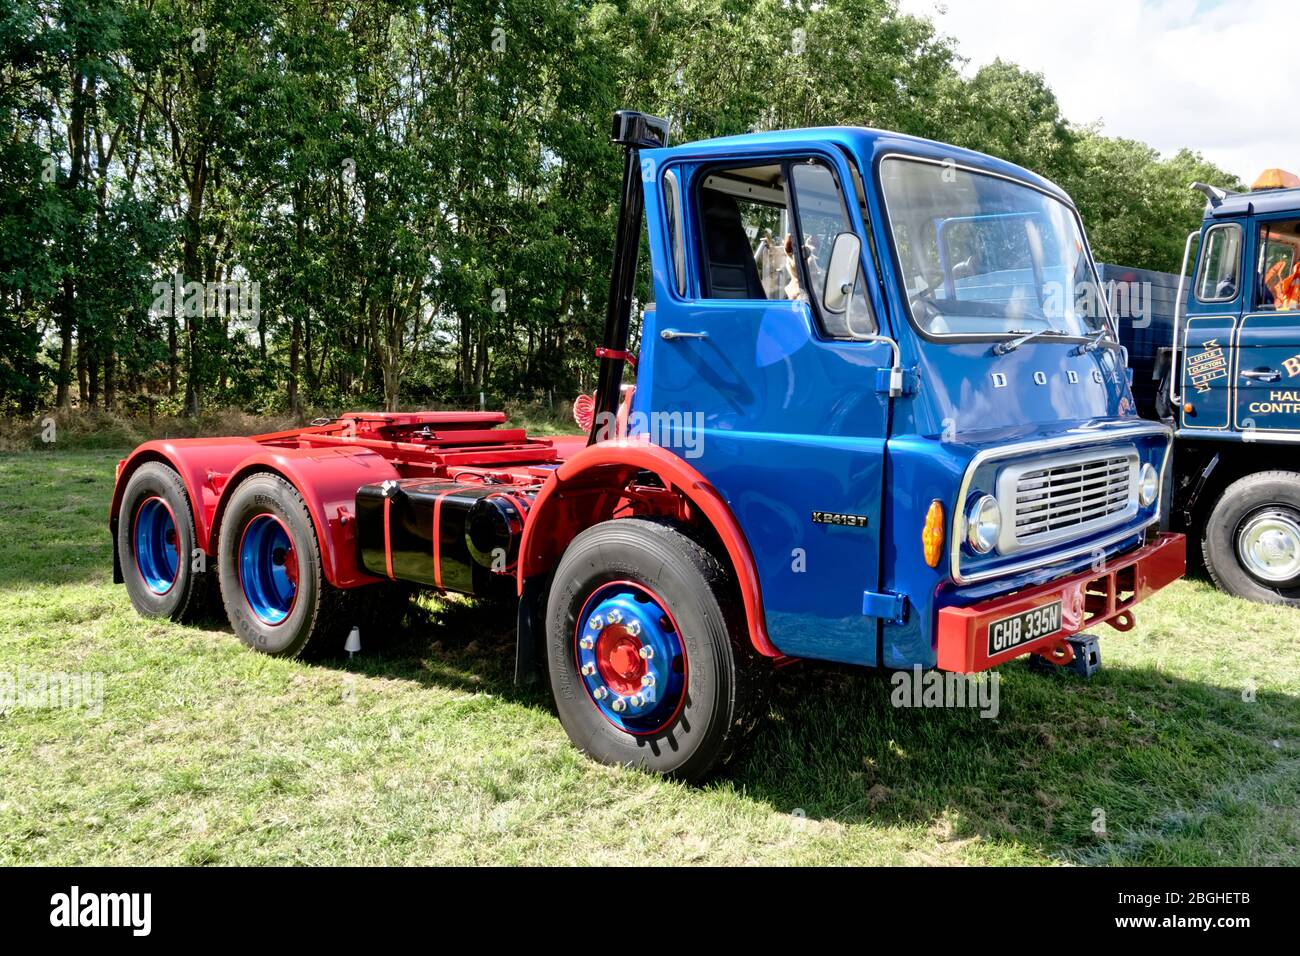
[936,532,1186,673]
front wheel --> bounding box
[1202,471,1300,605]
[217,473,349,658]
[545,518,768,781]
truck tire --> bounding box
[545,518,768,781]
[217,473,349,658]
[117,462,214,622]
[1202,471,1300,605]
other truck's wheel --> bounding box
[217,473,346,658]
[117,462,213,622]
[1202,471,1300,605]
[545,518,767,781]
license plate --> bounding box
[987,600,1062,657]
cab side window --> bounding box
[1254,219,1300,311]
[789,160,876,337]
[695,159,876,338]
[697,165,784,301]
[1195,223,1241,302]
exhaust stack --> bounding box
[588,110,671,445]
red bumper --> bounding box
[936,533,1185,673]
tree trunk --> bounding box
[288,189,304,417]
[77,334,88,406]
[55,64,87,410]
[474,326,488,393]
[289,309,302,417]
[168,317,178,395]
[55,278,75,408]
[87,346,100,410]
[104,347,115,411]
[181,139,209,416]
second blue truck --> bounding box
[1112,175,1300,605]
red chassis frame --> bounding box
[108,412,785,656]
[111,411,1184,671]
[935,532,1186,673]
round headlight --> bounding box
[1139,462,1159,507]
[966,494,1001,554]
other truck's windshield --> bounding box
[881,156,1107,338]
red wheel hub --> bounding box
[595,625,646,696]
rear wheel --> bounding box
[117,462,213,622]
[545,518,767,781]
[217,473,349,658]
[1202,471,1300,605]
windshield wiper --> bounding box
[993,328,1067,355]
[1074,328,1124,355]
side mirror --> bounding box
[822,232,862,314]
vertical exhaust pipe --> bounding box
[588,110,671,445]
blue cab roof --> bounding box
[656,126,1075,206]
[1209,186,1300,219]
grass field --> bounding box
[1,448,1297,865]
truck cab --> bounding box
[635,124,1181,673]
[108,112,1185,780]
[1126,180,1300,603]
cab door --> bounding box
[1234,215,1300,435]
[1180,220,1244,432]
[635,147,893,666]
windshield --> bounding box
[880,156,1107,338]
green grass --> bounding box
[1,448,1297,865]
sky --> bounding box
[898,0,1299,183]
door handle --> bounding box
[660,329,708,341]
[1241,368,1281,383]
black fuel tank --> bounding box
[355,480,533,597]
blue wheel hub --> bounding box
[575,581,687,734]
[239,514,298,625]
[134,496,179,595]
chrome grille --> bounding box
[1008,452,1133,541]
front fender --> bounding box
[518,439,781,658]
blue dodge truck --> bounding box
[109,112,1185,779]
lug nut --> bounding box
[612,698,627,712]
[641,673,655,687]
[608,609,623,624]
[638,646,654,660]
[592,687,608,700]
[626,620,641,637]
[588,615,603,631]
[579,636,594,650]
[581,663,596,677]
[629,695,642,707]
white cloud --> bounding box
[899,0,1300,182]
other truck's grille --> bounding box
[996,447,1139,552]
